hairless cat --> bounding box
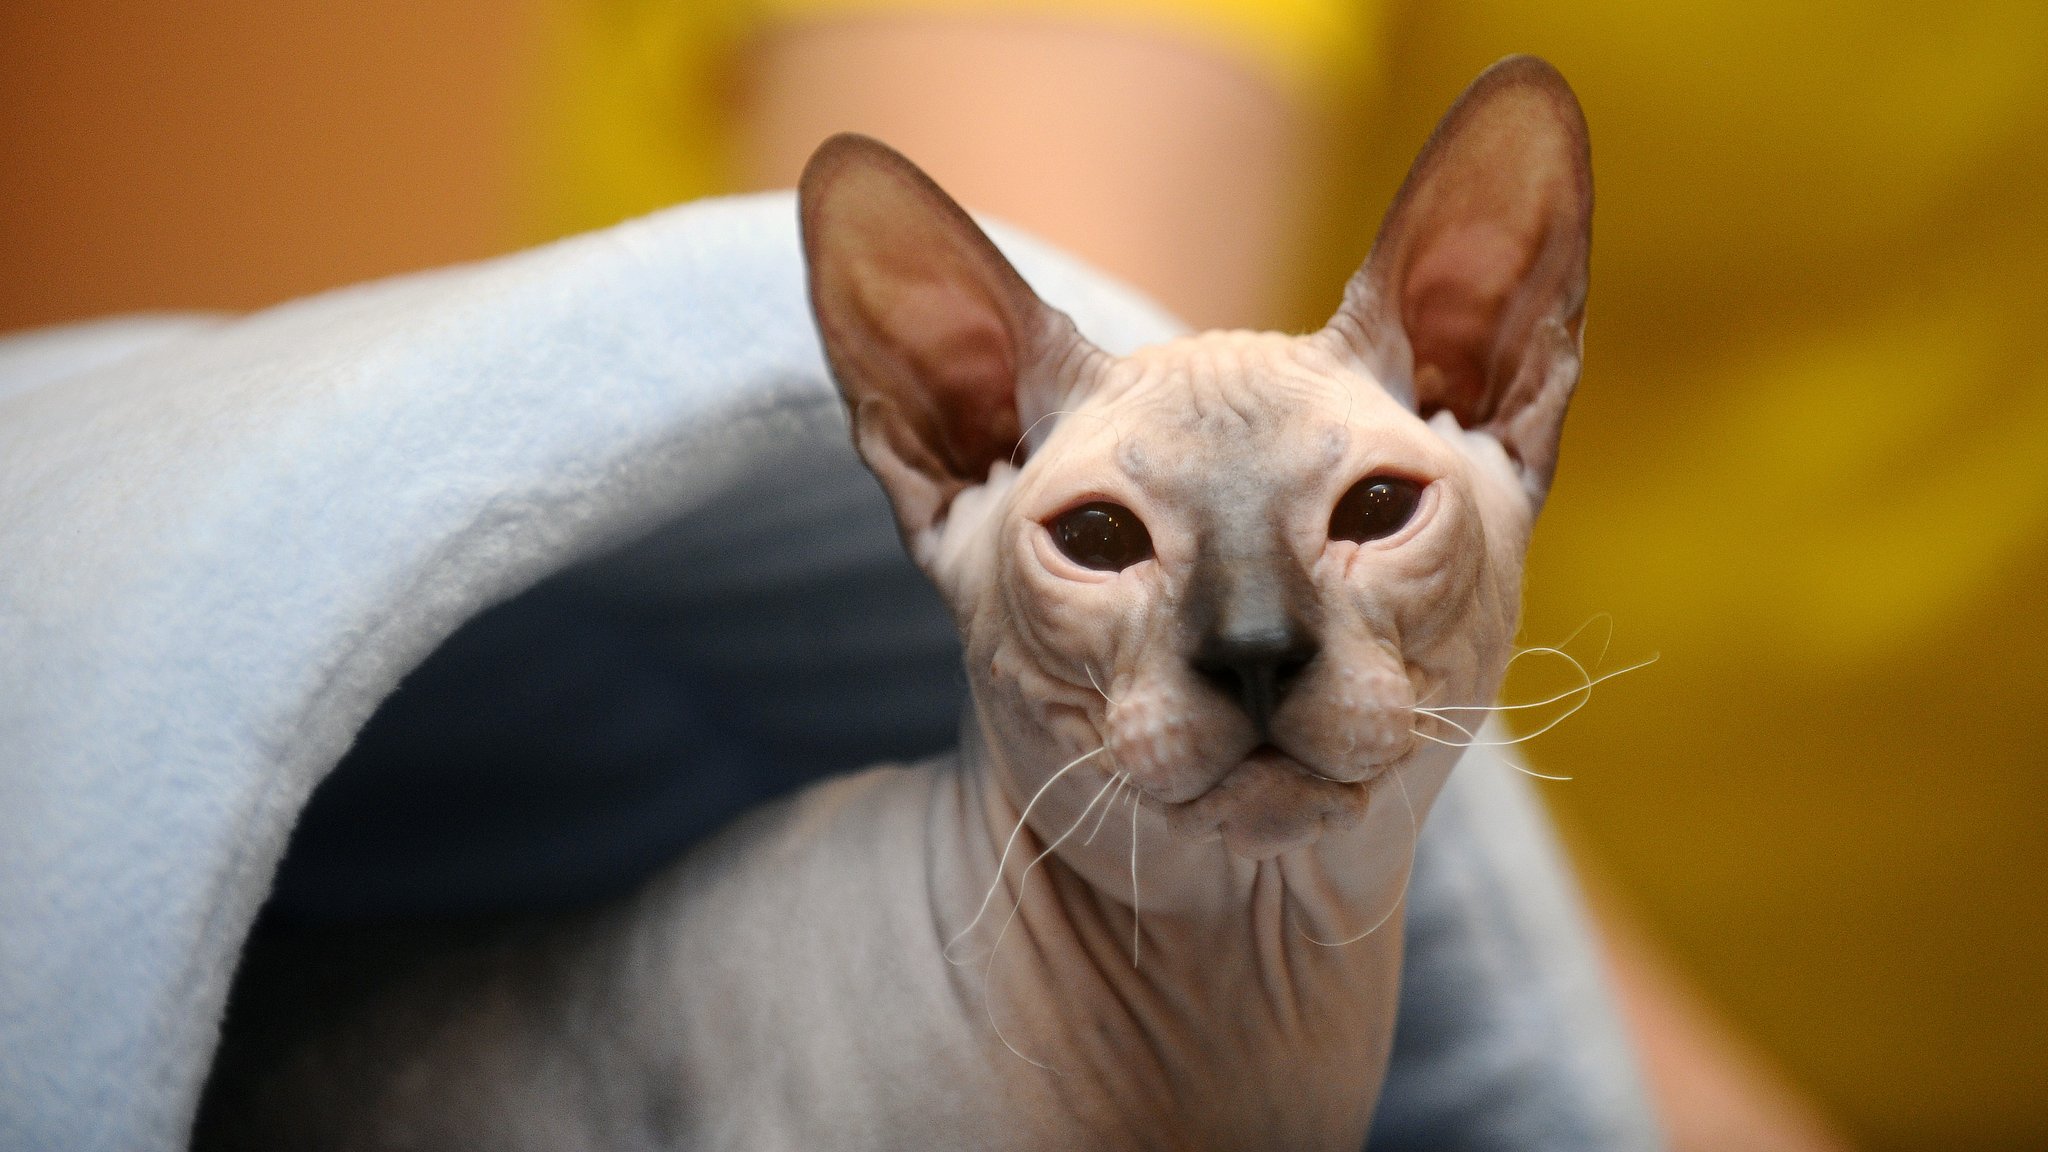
[196,55,1594,1151]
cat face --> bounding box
[802,56,1591,862]
[946,331,1532,859]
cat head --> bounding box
[801,56,1590,863]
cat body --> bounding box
[196,55,1593,1151]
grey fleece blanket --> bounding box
[0,193,1657,1150]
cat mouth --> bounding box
[1165,746,1377,860]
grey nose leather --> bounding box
[1185,505,1322,739]
[1192,622,1318,738]
[1188,571,1321,740]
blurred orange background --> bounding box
[6,5,2045,1152]
[0,2,533,328]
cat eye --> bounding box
[1049,501,1154,571]
[1329,476,1424,543]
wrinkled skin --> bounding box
[952,330,1528,883]
[194,56,1592,1152]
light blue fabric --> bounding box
[0,192,1658,1150]
[1369,742,1661,1149]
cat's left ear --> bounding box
[800,134,1096,553]
[1326,55,1593,506]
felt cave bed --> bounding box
[0,195,1658,1151]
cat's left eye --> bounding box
[1330,475,1424,543]
[1049,501,1154,571]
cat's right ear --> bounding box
[800,134,1092,554]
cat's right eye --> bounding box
[1330,475,1424,543]
[1049,502,1154,571]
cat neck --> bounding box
[921,709,1411,1143]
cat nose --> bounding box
[1192,622,1319,739]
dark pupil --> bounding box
[1330,476,1423,542]
[1052,502,1153,571]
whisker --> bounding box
[1545,611,1617,669]
[1330,371,1357,432]
[985,769,1126,954]
[1010,409,1069,466]
[1300,887,1407,948]
[1011,407,1120,467]
[980,766,1127,1072]
[1417,654,1657,715]
[1402,643,1657,778]
[1300,764,1418,947]
[1411,709,1481,741]
[1084,774,1128,846]
[944,745,1104,965]
[1410,729,1576,779]
[1129,789,1142,969]
[1423,678,1598,747]
[1084,663,1120,706]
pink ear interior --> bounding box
[841,261,1020,479]
[1335,56,1591,496]
[801,134,1067,538]
[1402,219,1535,420]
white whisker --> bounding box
[1300,764,1418,947]
[1331,372,1357,431]
[1010,409,1070,465]
[980,766,1127,1072]
[1401,640,1656,777]
[1417,653,1657,715]
[1422,684,1594,747]
[1084,663,1120,706]
[1011,407,1121,466]
[1410,729,1576,779]
[1547,611,1617,668]
[984,769,1125,955]
[1084,774,1128,845]
[1411,709,1481,741]
[1129,789,1142,969]
[944,745,1104,965]
[1301,890,1406,948]
[989,1008,1058,1073]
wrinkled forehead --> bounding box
[1074,332,1393,502]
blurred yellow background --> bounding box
[5,4,2044,1150]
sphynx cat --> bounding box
[195,55,1593,1151]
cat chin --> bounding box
[1163,749,1376,860]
